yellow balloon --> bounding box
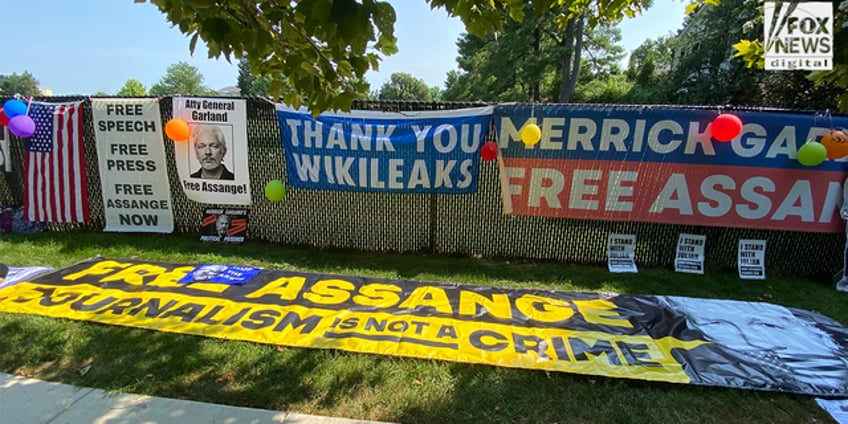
[520,124,541,145]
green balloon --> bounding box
[264,180,286,201]
[797,141,827,167]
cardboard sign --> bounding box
[607,233,637,273]
[92,99,174,233]
[738,239,766,280]
[675,233,706,274]
[173,97,251,205]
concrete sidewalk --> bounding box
[0,373,393,424]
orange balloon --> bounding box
[821,130,848,160]
[165,118,190,141]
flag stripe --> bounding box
[24,101,89,223]
[53,106,63,222]
[58,105,69,221]
[39,152,48,221]
[75,105,89,220]
[24,152,33,221]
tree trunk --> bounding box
[532,25,541,102]
[559,15,585,103]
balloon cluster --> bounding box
[798,129,848,167]
[478,116,539,160]
[707,112,841,167]
[0,99,36,138]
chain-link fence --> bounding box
[0,97,842,278]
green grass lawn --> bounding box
[1,231,845,423]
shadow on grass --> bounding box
[1,232,843,422]
[7,231,841,311]
[0,314,833,424]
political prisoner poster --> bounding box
[172,97,251,205]
[92,99,174,233]
[200,207,248,244]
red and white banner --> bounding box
[495,105,848,233]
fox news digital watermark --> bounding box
[764,1,833,71]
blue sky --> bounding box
[0,0,687,95]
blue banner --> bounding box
[277,106,493,193]
[494,104,848,170]
[178,264,261,285]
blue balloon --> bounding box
[2,99,27,118]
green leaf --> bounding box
[189,33,199,54]
[333,91,356,111]
[732,39,764,69]
[269,78,284,99]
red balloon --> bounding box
[710,114,743,142]
[480,141,498,161]
[0,108,9,126]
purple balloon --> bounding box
[8,115,36,138]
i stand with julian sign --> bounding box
[607,233,638,273]
[738,239,766,280]
[675,233,706,275]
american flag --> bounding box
[24,101,90,222]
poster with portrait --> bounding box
[176,263,261,285]
[172,97,251,205]
[200,207,248,244]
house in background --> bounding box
[216,86,240,97]
[666,0,762,104]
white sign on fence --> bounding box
[738,239,767,280]
[607,233,638,273]
[92,98,174,233]
[675,233,706,275]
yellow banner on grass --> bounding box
[1,257,846,397]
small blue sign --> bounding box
[178,264,262,285]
